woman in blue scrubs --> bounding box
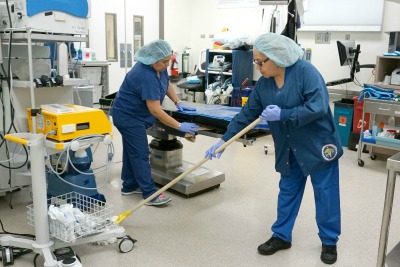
[205,33,342,264]
[112,39,199,206]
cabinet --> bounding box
[205,49,253,89]
[375,56,400,90]
[69,61,110,104]
[357,99,400,167]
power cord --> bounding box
[0,219,35,265]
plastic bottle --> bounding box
[58,43,68,77]
[77,49,82,60]
[388,116,395,127]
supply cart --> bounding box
[357,98,400,167]
[0,132,135,267]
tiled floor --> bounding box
[1,124,400,267]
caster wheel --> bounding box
[2,246,14,266]
[118,235,136,253]
[358,159,364,167]
[370,154,377,160]
[264,145,270,155]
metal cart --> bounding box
[357,99,400,167]
[0,133,135,266]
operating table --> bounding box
[146,100,270,196]
[100,96,270,196]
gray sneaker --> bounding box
[145,193,172,206]
[121,188,142,195]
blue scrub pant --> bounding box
[114,119,158,199]
[271,151,341,246]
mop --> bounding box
[112,118,263,224]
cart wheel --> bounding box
[118,235,136,253]
[264,145,270,155]
[1,246,14,266]
[370,154,377,160]
[358,159,364,167]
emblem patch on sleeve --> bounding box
[322,144,337,161]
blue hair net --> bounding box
[254,33,304,67]
[134,39,171,65]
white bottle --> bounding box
[58,43,68,77]
[388,116,395,127]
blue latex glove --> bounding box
[205,140,225,160]
[260,105,281,121]
[179,122,199,134]
[176,102,196,112]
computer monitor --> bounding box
[337,40,357,66]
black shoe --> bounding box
[258,237,292,255]
[321,244,337,264]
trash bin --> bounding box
[352,96,370,133]
[334,99,354,147]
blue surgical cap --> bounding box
[254,33,304,67]
[134,39,172,65]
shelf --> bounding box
[375,56,400,85]
[207,70,232,75]
[13,78,89,88]
[205,49,253,90]
[374,82,400,90]
[0,32,87,43]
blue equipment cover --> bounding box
[177,105,269,130]
[27,0,89,18]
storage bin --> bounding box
[374,136,400,149]
[334,99,354,147]
[231,88,252,107]
[352,96,370,133]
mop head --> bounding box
[90,216,120,246]
[92,237,117,246]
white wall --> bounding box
[87,0,159,93]
[86,0,400,94]
[165,0,400,92]
[165,0,282,75]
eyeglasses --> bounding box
[253,58,269,67]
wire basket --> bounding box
[27,192,114,243]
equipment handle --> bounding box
[4,134,29,145]
[129,117,262,214]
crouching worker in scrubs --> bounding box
[205,33,342,264]
[111,39,199,206]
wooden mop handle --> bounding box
[215,117,262,154]
[129,117,263,213]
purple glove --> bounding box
[179,122,199,134]
[205,140,225,160]
[260,105,281,121]
[176,102,196,111]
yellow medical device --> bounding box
[27,104,112,142]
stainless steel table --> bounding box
[377,152,400,267]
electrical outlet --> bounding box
[315,33,331,44]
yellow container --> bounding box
[241,97,248,107]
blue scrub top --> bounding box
[111,62,169,127]
[222,60,343,176]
